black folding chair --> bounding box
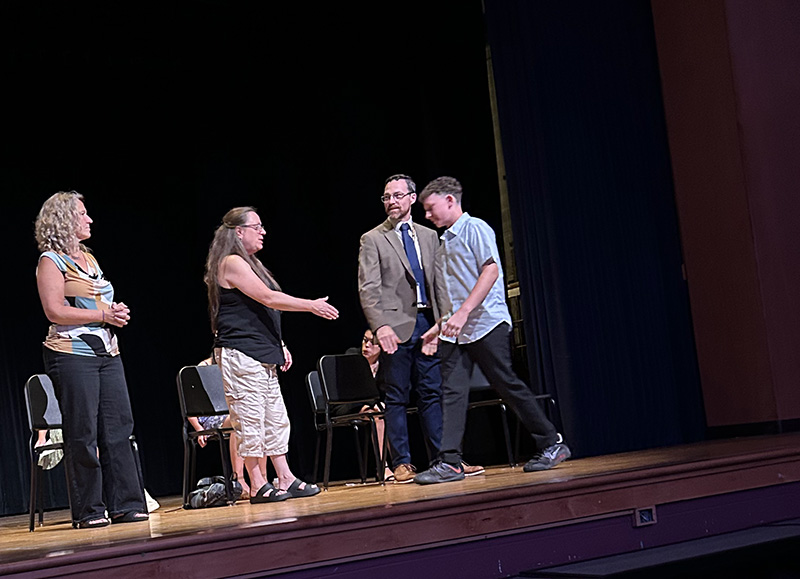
[311,354,386,490]
[24,374,70,532]
[176,364,236,507]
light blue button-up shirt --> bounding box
[439,212,512,344]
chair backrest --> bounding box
[177,365,230,418]
[318,354,380,405]
[24,374,62,431]
[305,370,326,414]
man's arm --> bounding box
[358,233,401,353]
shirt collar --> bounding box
[392,216,414,232]
[443,212,470,239]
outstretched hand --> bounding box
[310,297,339,320]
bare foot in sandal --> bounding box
[250,483,289,503]
[281,479,320,498]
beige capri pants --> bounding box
[216,347,290,457]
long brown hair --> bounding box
[204,207,281,333]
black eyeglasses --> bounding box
[239,223,265,233]
[380,192,414,203]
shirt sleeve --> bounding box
[39,251,67,273]
[464,219,501,270]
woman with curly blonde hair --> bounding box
[35,191,147,528]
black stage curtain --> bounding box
[0,1,504,516]
[484,0,706,457]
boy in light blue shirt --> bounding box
[415,177,570,484]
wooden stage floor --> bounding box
[1,432,799,578]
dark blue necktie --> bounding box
[400,223,428,306]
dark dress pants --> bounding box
[438,323,557,465]
[43,347,146,524]
[381,311,443,469]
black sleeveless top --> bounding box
[214,287,284,365]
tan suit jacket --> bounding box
[358,219,446,343]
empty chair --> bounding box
[176,364,236,507]
[313,354,386,489]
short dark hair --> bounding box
[419,176,462,203]
[384,173,416,194]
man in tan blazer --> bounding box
[358,174,444,482]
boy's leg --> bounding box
[466,324,558,450]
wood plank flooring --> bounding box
[1,432,799,575]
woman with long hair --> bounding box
[205,206,338,502]
[35,190,147,528]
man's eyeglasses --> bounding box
[380,192,413,203]
[240,223,265,233]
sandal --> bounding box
[111,511,149,524]
[250,483,290,504]
[282,479,320,498]
[75,516,110,529]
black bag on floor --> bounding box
[188,475,243,508]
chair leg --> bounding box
[182,441,191,507]
[29,443,37,532]
[498,403,515,467]
[312,431,322,484]
[37,469,45,527]
[129,436,146,503]
[352,424,366,484]
[369,417,386,483]
[323,424,333,490]
[360,423,371,482]
[217,432,235,504]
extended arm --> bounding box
[358,234,401,353]
[219,255,338,319]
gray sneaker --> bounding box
[523,442,571,472]
[414,461,465,484]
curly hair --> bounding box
[418,176,463,203]
[34,191,88,255]
[204,207,281,333]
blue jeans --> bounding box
[381,311,443,469]
[43,347,146,524]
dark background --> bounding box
[1,1,508,513]
[1,0,711,517]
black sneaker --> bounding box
[414,461,465,484]
[523,442,571,472]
